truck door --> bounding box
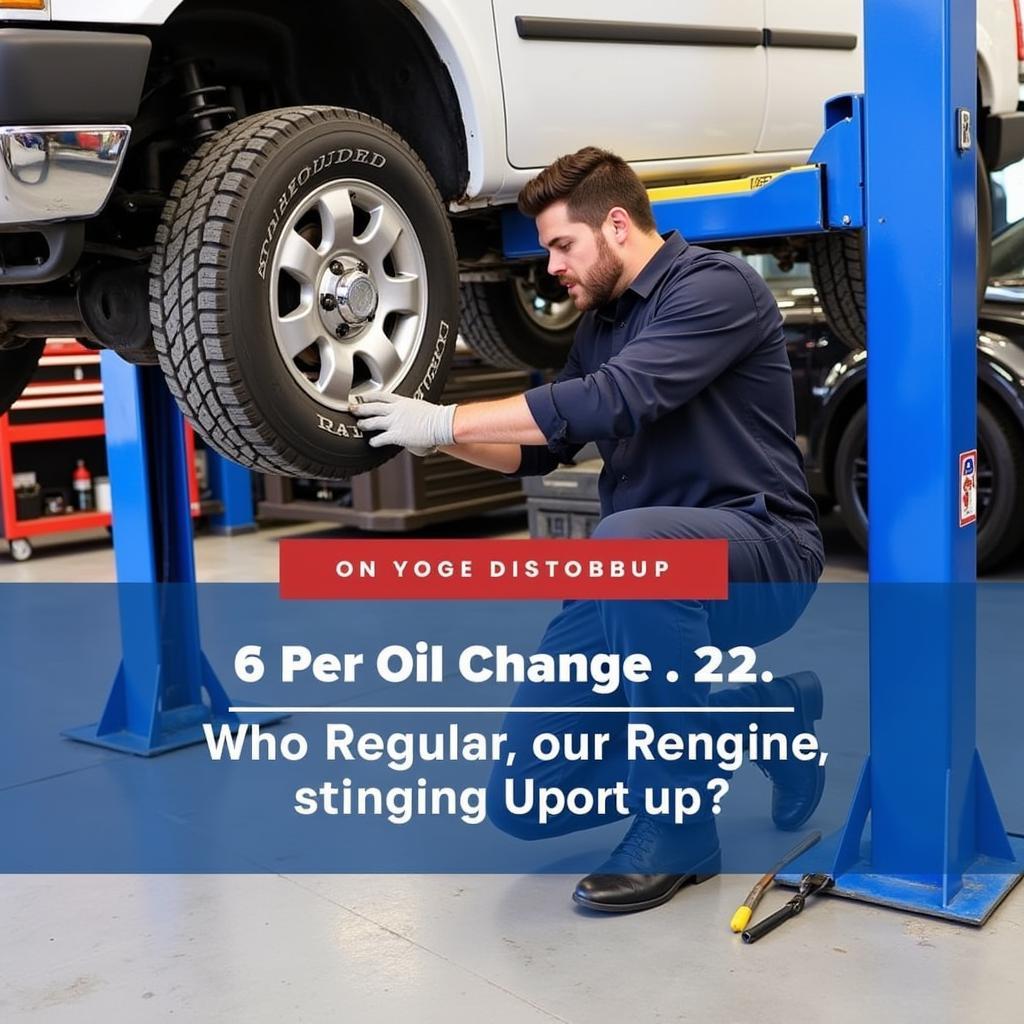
[759,0,863,153]
[491,1,766,169]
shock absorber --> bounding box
[176,60,237,145]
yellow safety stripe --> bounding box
[647,164,816,202]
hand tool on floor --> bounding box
[741,871,833,944]
[730,830,822,933]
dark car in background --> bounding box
[766,263,1024,572]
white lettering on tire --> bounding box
[257,148,389,279]
[314,321,450,436]
[316,415,365,439]
[414,320,450,400]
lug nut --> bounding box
[329,260,344,276]
[320,294,337,311]
[357,261,368,274]
[335,324,350,338]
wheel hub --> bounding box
[335,269,379,325]
[514,269,581,333]
[318,259,379,333]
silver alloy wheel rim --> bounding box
[269,179,428,411]
[513,271,581,333]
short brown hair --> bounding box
[518,146,657,233]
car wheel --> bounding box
[973,401,1024,568]
[810,153,991,347]
[8,538,33,562]
[460,262,581,369]
[0,340,44,417]
[833,406,870,552]
[833,399,1024,570]
[151,106,458,479]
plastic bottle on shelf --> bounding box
[72,459,94,511]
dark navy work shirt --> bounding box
[516,232,821,550]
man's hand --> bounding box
[351,391,457,454]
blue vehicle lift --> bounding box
[504,0,1022,924]
[66,0,1020,921]
[63,353,283,755]
[207,450,258,536]
[502,92,865,255]
[820,0,1023,925]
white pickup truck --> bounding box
[0,1,1021,477]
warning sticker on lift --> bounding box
[959,449,977,527]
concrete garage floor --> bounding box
[2,508,1023,1021]
[3,872,1022,1022]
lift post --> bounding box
[207,449,257,536]
[501,0,1024,924]
[804,0,1023,923]
[64,355,282,755]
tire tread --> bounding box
[151,105,450,478]
[459,282,536,370]
[809,157,990,348]
[976,400,1024,570]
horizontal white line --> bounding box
[13,395,103,410]
[39,355,101,366]
[228,706,793,714]
[23,383,102,397]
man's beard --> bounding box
[564,234,624,311]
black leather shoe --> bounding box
[572,815,721,913]
[759,671,825,831]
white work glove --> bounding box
[350,391,457,456]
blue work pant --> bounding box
[487,504,823,838]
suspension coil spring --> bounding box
[176,60,237,145]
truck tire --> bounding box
[810,155,991,347]
[833,398,1024,571]
[460,263,580,370]
[0,340,44,417]
[150,106,458,479]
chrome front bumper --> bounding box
[0,126,130,225]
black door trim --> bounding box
[764,29,858,51]
[514,17,858,52]
[514,17,762,47]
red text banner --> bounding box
[280,539,728,600]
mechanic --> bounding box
[353,147,826,913]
